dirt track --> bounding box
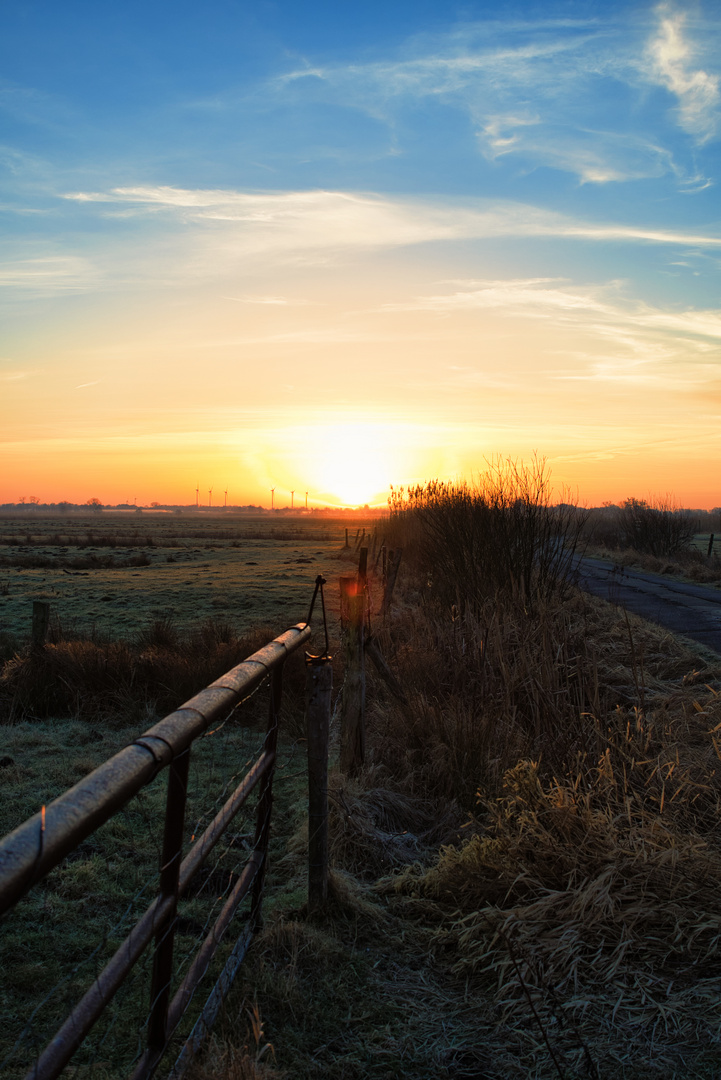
[574,557,721,657]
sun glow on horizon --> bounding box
[273,421,415,508]
[2,2,720,511]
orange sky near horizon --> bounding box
[3,5,721,513]
[3,256,720,511]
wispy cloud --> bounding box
[0,255,99,296]
[61,187,721,263]
[388,276,721,339]
[382,276,721,390]
[222,294,315,306]
[266,8,720,185]
[645,4,720,141]
[0,369,32,382]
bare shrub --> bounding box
[616,497,697,556]
[387,456,587,613]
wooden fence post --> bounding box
[306,657,332,911]
[381,548,402,617]
[339,581,365,775]
[358,546,368,588]
[32,600,50,650]
[709,533,715,558]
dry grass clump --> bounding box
[187,1004,282,1080]
[359,513,721,1074]
[384,746,721,1076]
[326,773,458,877]
[370,605,721,1075]
[0,619,277,723]
[284,769,456,881]
[603,546,721,585]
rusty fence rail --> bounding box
[0,620,313,1080]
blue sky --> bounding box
[1,0,720,506]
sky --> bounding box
[1,0,720,509]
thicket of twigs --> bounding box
[386,456,587,611]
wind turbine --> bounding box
[270,487,275,510]
[224,488,228,508]
[291,490,295,509]
[305,491,308,510]
[208,487,212,507]
[195,484,199,508]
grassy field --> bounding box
[3,493,721,1079]
[0,512,378,648]
[0,705,314,1079]
[0,512,374,1078]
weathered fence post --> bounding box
[143,747,191,1075]
[358,545,368,588]
[250,664,283,929]
[344,527,349,548]
[709,533,715,558]
[339,580,365,775]
[32,600,50,650]
[381,548,402,617]
[306,656,332,911]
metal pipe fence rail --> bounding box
[0,620,313,1080]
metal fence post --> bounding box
[250,664,283,928]
[339,581,365,776]
[139,747,191,1078]
[306,657,332,911]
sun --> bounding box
[313,425,392,506]
[294,422,400,507]
[252,418,433,508]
